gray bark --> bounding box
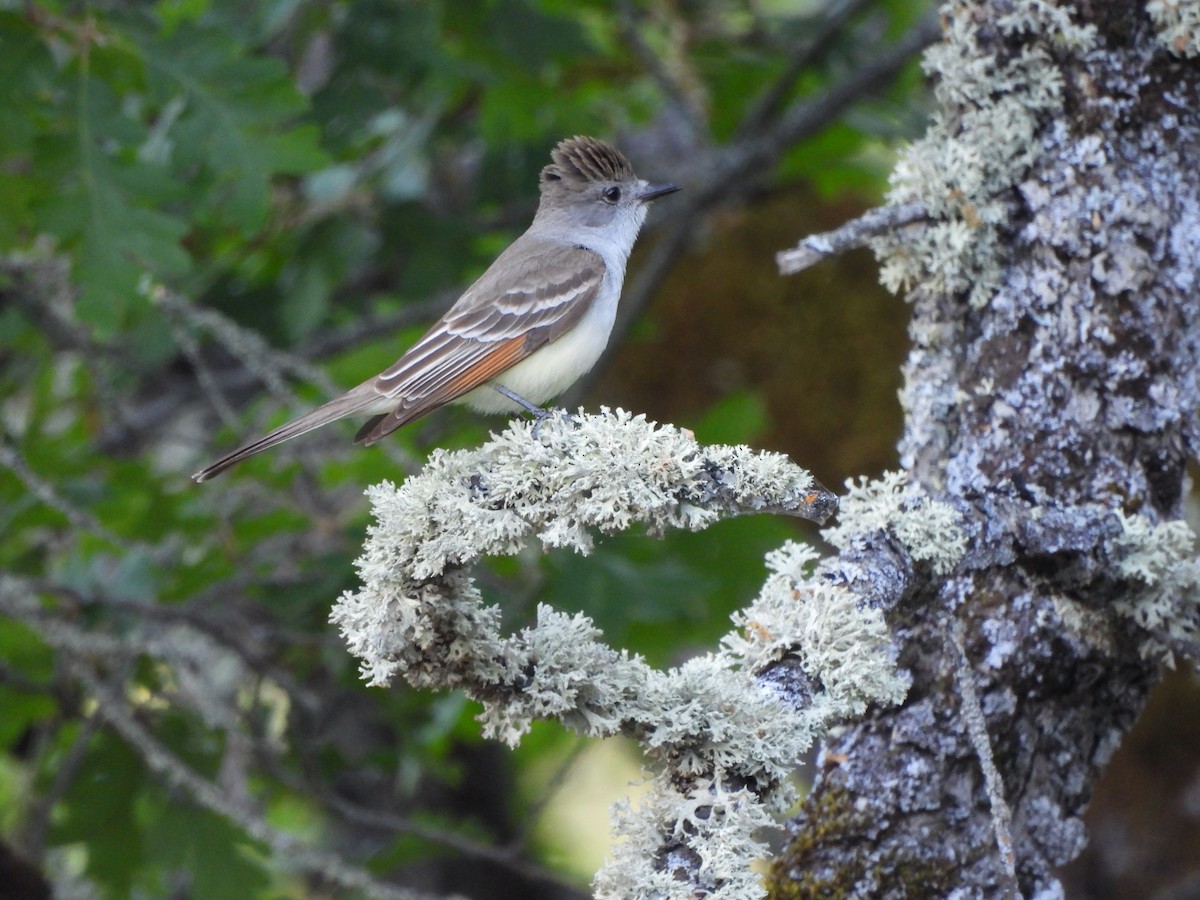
[771,4,1200,897]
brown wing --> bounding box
[354,240,603,444]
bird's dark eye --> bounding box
[602,186,621,204]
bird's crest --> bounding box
[541,135,635,188]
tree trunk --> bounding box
[770,3,1200,896]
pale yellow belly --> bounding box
[457,298,616,413]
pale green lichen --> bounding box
[329,410,908,896]
[1110,511,1200,663]
[344,407,829,586]
[873,0,1097,308]
[723,541,908,711]
[1147,0,1200,57]
[586,545,905,898]
[823,471,966,575]
[637,656,818,785]
[594,773,778,900]
[478,604,650,744]
[333,409,833,688]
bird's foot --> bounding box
[531,406,580,439]
[490,385,577,440]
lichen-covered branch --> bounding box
[333,410,912,897]
[775,202,927,276]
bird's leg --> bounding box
[491,383,574,439]
[492,383,547,418]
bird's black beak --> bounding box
[637,182,682,203]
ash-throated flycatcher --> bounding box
[192,136,680,482]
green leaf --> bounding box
[540,517,799,664]
[691,390,769,445]
[51,731,146,894]
[143,795,271,898]
[0,13,57,244]
[34,67,190,336]
[131,21,328,230]
[0,620,55,748]
[22,11,328,336]
[156,0,212,34]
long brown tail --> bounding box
[192,390,382,482]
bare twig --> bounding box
[71,660,450,900]
[157,286,333,404]
[776,200,927,274]
[2,255,111,359]
[17,576,325,712]
[730,15,939,179]
[1,574,542,891]
[0,432,130,551]
[616,0,707,138]
[948,617,1020,895]
[736,0,879,140]
[166,283,424,474]
[304,778,588,897]
[19,702,102,862]
[162,298,243,427]
[301,290,458,362]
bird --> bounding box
[192,135,680,482]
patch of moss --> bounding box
[766,786,972,899]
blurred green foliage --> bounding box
[0,0,928,895]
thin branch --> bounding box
[20,577,325,713]
[307,778,588,898]
[736,0,879,140]
[2,255,114,360]
[616,0,707,138]
[70,660,451,900]
[301,290,458,362]
[0,431,130,552]
[165,284,423,475]
[2,574,555,891]
[19,701,101,864]
[729,14,940,180]
[776,200,928,274]
[234,678,587,891]
[157,286,334,405]
[948,617,1020,895]
[2,256,175,451]
[162,296,243,427]
[508,737,591,855]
